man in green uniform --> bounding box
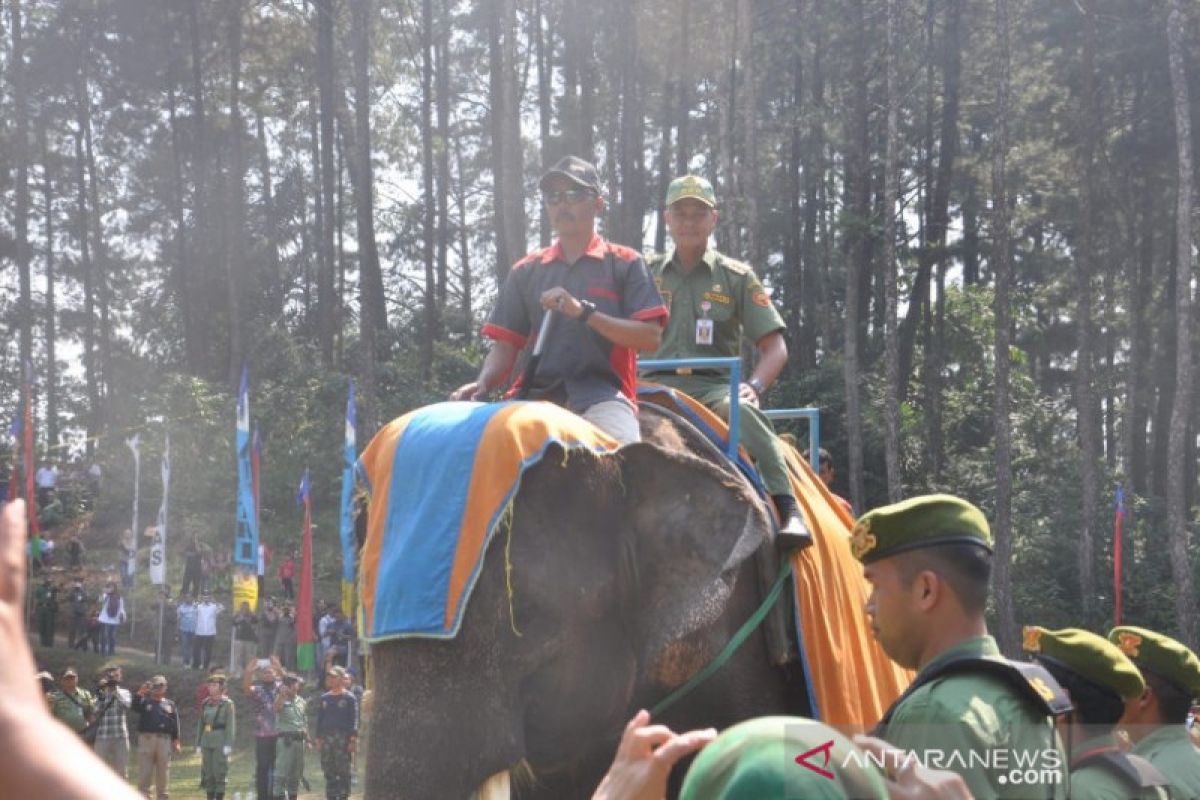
[35,577,58,647]
[854,494,1069,799]
[1110,625,1200,798]
[1022,625,1170,799]
[646,174,811,549]
[273,673,309,800]
[195,673,236,800]
[48,667,94,737]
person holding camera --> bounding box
[132,675,180,800]
[243,655,284,800]
[272,673,309,800]
[195,673,236,800]
[92,664,133,777]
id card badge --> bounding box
[696,318,714,346]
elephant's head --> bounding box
[365,437,776,799]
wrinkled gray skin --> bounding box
[364,410,810,799]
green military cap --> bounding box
[1109,625,1200,697]
[60,667,78,679]
[850,494,992,564]
[1022,626,1145,700]
[150,675,167,687]
[679,716,888,800]
[326,665,348,679]
[666,174,717,208]
[206,673,228,685]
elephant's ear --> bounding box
[617,442,772,682]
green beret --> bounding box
[1022,626,1145,700]
[851,494,992,564]
[1109,626,1200,697]
[679,716,887,800]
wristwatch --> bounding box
[578,299,597,323]
[747,377,766,398]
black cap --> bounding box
[539,155,601,194]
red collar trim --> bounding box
[1071,744,1118,768]
[540,234,606,264]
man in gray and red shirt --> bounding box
[451,155,668,444]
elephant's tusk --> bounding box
[472,770,511,800]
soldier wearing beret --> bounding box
[316,664,359,800]
[854,494,1069,799]
[48,667,95,737]
[1023,626,1170,799]
[273,672,309,800]
[1110,625,1200,798]
[195,673,236,800]
[645,174,811,549]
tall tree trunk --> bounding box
[1165,0,1197,647]
[454,135,473,344]
[316,0,338,365]
[255,103,284,318]
[309,95,324,333]
[882,0,902,502]
[534,0,551,246]
[40,121,58,452]
[187,0,214,377]
[674,0,691,174]
[738,0,760,267]
[803,4,827,362]
[436,33,451,310]
[73,123,98,456]
[961,131,981,285]
[784,0,806,364]
[12,0,32,373]
[1124,74,1154,495]
[615,0,645,249]
[226,0,246,384]
[991,0,1018,656]
[166,48,198,373]
[83,87,111,410]
[487,0,526,282]
[419,0,436,380]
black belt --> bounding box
[279,731,305,742]
[645,368,722,377]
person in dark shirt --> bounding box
[132,675,181,800]
[243,655,283,800]
[316,665,359,800]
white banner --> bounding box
[149,433,169,585]
[126,434,140,581]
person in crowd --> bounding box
[231,601,258,675]
[244,655,284,800]
[818,447,855,518]
[67,534,85,568]
[36,669,55,705]
[35,460,58,507]
[450,155,668,445]
[273,672,309,800]
[181,536,205,598]
[39,492,65,529]
[193,592,224,670]
[1110,625,1200,798]
[196,673,236,800]
[132,675,181,800]
[194,666,223,713]
[258,597,281,658]
[49,666,95,737]
[317,602,336,667]
[97,581,126,656]
[1022,626,1170,799]
[278,551,297,599]
[316,664,359,800]
[81,604,103,653]
[275,604,298,670]
[176,592,197,668]
[34,577,58,647]
[646,174,810,548]
[66,580,88,649]
[257,542,271,597]
[855,494,1068,798]
[323,607,353,668]
[92,664,132,778]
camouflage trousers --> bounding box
[272,733,306,797]
[320,733,354,800]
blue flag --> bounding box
[234,366,259,566]
[338,381,358,615]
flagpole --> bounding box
[156,593,165,663]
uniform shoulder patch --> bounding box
[716,255,754,276]
[751,290,772,308]
[606,242,641,262]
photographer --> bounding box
[132,675,180,800]
[244,655,284,800]
[92,664,132,777]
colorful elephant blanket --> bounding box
[357,401,620,641]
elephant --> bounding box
[363,405,813,799]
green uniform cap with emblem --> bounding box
[666,174,717,208]
[679,716,887,800]
[1022,626,1146,700]
[850,493,992,564]
[1109,625,1200,697]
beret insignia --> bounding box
[1116,632,1142,658]
[850,519,877,559]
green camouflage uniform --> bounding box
[49,687,94,734]
[273,695,308,798]
[195,696,236,794]
[646,248,794,499]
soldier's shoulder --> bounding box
[645,252,669,270]
[511,249,545,273]
[711,251,756,278]
[605,241,641,262]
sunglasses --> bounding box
[543,188,595,206]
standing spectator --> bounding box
[818,448,855,518]
[243,656,283,800]
[48,667,95,737]
[67,534,85,568]
[325,609,353,668]
[272,673,308,800]
[274,605,297,670]
[258,598,280,658]
[318,603,337,667]
[92,665,132,777]
[97,582,125,656]
[257,542,270,597]
[231,601,258,675]
[66,581,88,649]
[195,674,236,800]
[87,461,102,494]
[34,578,58,647]
[181,537,204,597]
[176,593,197,669]
[278,551,296,600]
[35,461,58,507]
[192,593,223,670]
[132,675,180,800]
[80,605,102,652]
[39,495,64,530]
[316,665,359,800]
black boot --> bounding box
[772,494,813,551]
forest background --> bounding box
[2,0,1200,657]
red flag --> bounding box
[22,365,38,536]
[1113,487,1125,626]
[295,470,315,670]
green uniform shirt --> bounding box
[885,635,1067,800]
[277,696,307,735]
[1069,735,1170,800]
[49,688,94,733]
[647,249,785,363]
[1133,725,1200,799]
[195,696,236,748]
